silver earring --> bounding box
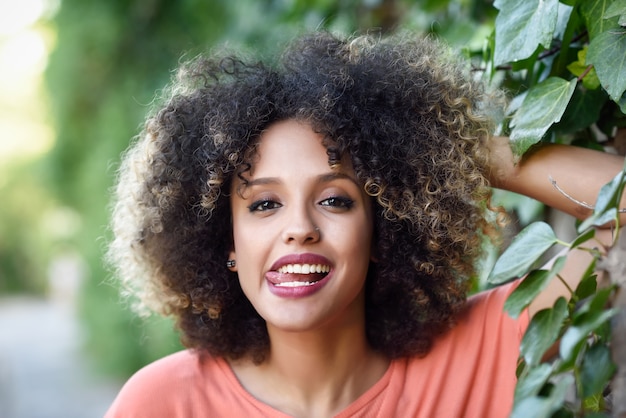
[226,259,236,268]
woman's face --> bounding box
[229,119,373,333]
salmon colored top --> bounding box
[105,282,528,418]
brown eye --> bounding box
[319,197,354,210]
[248,200,282,212]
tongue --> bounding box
[265,271,327,284]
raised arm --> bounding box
[487,137,625,315]
[488,136,626,225]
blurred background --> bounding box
[0,1,519,417]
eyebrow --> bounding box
[245,172,360,188]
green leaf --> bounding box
[566,47,601,90]
[493,0,559,65]
[580,287,615,317]
[504,256,567,319]
[575,273,597,301]
[570,228,596,249]
[582,0,619,39]
[582,165,625,215]
[510,374,574,418]
[555,3,574,39]
[578,207,618,231]
[587,26,626,101]
[521,297,568,367]
[578,165,626,231]
[556,87,605,133]
[559,308,617,361]
[604,0,626,25]
[509,78,577,155]
[581,344,616,398]
[511,397,555,418]
[582,255,600,280]
[488,222,557,284]
[514,363,554,401]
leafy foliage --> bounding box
[488,166,626,415]
[494,0,626,155]
[488,222,558,285]
[508,78,577,155]
[483,1,626,413]
[493,0,563,66]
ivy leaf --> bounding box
[504,256,567,319]
[555,3,574,38]
[581,0,619,39]
[581,344,616,398]
[578,163,626,231]
[580,208,618,231]
[509,78,577,155]
[559,308,618,362]
[493,0,559,65]
[587,25,626,101]
[566,46,601,90]
[579,287,615,318]
[514,363,553,401]
[605,0,626,26]
[510,374,574,418]
[556,87,605,134]
[575,273,598,301]
[570,228,596,249]
[583,162,626,214]
[521,297,568,367]
[488,222,557,285]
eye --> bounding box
[248,199,282,212]
[319,196,354,210]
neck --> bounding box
[230,319,389,417]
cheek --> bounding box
[341,214,374,267]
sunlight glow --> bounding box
[0,0,47,36]
[0,0,54,165]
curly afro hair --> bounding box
[107,31,503,363]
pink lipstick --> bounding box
[266,253,333,298]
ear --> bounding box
[228,249,238,272]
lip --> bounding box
[266,253,333,298]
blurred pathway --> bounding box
[0,296,121,418]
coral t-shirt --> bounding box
[105,282,528,417]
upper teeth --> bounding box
[277,264,330,274]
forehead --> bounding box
[243,119,353,179]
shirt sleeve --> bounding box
[104,351,203,418]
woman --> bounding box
[105,32,624,417]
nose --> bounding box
[281,205,321,245]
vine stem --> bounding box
[549,176,626,213]
[556,273,576,297]
[577,64,593,82]
[471,31,588,73]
